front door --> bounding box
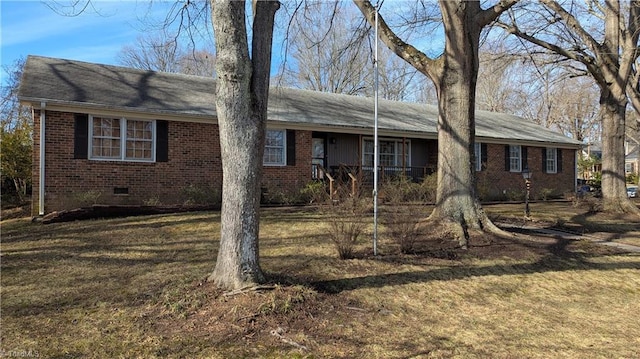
[312,137,325,179]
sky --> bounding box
[0,1,439,87]
[0,0,209,85]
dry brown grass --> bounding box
[1,202,639,358]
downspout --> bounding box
[39,102,46,216]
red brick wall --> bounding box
[262,130,313,199]
[476,143,576,200]
[32,111,576,215]
[32,110,315,215]
[33,110,223,215]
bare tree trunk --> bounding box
[208,0,279,290]
[600,92,639,213]
[426,0,503,247]
[501,0,640,215]
[354,0,516,248]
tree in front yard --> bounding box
[354,0,518,247]
[46,0,279,290]
[207,0,280,290]
[501,0,640,215]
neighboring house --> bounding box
[580,144,603,181]
[19,55,582,216]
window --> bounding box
[263,129,286,165]
[89,116,155,162]
[509,145,522,172]
[362,138,411,168]
[545,147,558,174]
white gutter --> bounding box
[39,102,46,216]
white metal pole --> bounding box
[39,102,46,216]
[373,2,379,256]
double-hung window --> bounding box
[263,129,286,166]
[362,138,411,168]
[545,147,558,173]
[90,116,155,162]
[509,145,522,172]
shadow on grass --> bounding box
[311,255,639,294]
[569,211,640,235]
[311,237,640,294]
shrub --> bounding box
[379,173,436,204]
[505,189,524,201]
[299,181,328,204]
[419,173,438,203]
[143,196,162,206]
[382,206,420,254]
[181,184,221,206]
[326,197,368,259]
[261,183,304,205]
[73,190,102,207]
[538,188,555,201]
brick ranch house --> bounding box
[19,55,582,217]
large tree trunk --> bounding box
[424,1,504,247]
[208,0,279,290]
[354,0,516,247]
[600,91,640,213]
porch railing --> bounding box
[329,164,435,184]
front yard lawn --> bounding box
[1,203,639,358]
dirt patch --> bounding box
[150,281,357,357]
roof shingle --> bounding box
[19,55,581,148]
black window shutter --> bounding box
[542,148,547,173]
[74,113,89,159]
[286,130,296,166]
[481,143,488,171]
[504,145,510,171]
[522,146,528,171]
[156,120,169,162]
[557,149,562,173]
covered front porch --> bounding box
[310,131,437,193]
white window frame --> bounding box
[89,115,156,162]
[362,138,411,168]
[509,145,522,172]
[546,147,558,174]
[263,129,286,166]
[474,142,482,172]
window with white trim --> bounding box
[89,116,155,162]
[545,147,558,173]
[263,129,286,165]
[362,138,411,168]
[509,145,522,172]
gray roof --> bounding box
[19,55,581,148]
